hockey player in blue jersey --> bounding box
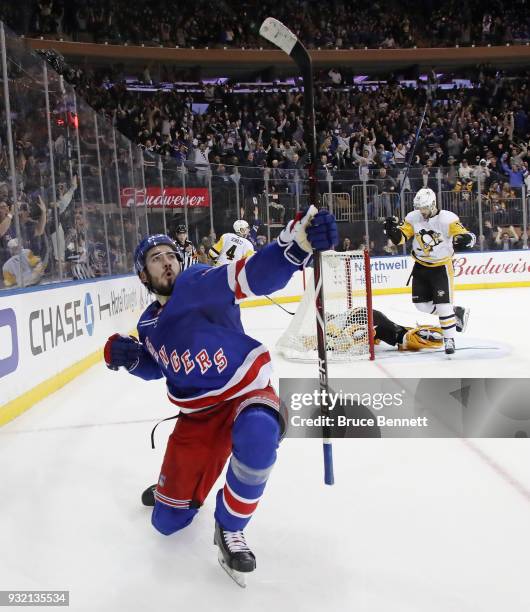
[104,206,338,585]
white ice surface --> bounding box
[1,288,530,611]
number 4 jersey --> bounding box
[400,209,471,267]
[209,232,255,265]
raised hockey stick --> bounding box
[397,91,430,220]
[260,17,334,485]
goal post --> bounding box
[276,249,375,362]
[363,249,375,361]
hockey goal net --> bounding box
[276,250,375,362]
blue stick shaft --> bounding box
[323,441,335,485]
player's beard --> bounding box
[146,269,176,296]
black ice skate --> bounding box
[214,521,256,588]
[454,306,470,333]
[141,484,156,507]
[444,338,455,355]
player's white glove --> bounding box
[277,205,318,265]
[277,205,338,266]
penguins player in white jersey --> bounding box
[384,187,475,355]
[209,220,255,266]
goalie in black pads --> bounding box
[384,188,475,355]
[320,308,443,353]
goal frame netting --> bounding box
[276,249,375,362]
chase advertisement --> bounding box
[0,277,150,406]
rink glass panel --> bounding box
[1,24,55,286]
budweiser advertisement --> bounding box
[120,187,210,208]
[453,251,530,281]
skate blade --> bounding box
[462,312,470,332]
[217,550,247,588]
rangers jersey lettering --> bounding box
[399,210,470,267]
[131,241,301,412]
[209,232,254,266]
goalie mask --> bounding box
[413,188,437,219]
[233,220,250,237]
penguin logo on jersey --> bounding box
[416,229,443,255]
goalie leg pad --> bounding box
[399,326,444,351]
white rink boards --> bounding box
[1,287,530,612]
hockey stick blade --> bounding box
[265,295,296,315]
[259,17,298,55]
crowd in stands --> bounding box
[66,63,530,179]
[76,67,530,235]
[3,63,530,288]
[2,0,530,48]
[0,174,132,289]
[0,76,139,289]
[2,2,530,288]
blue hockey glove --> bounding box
[278,206,338,266]
[104,334,141,371]
[306,209,338,252]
